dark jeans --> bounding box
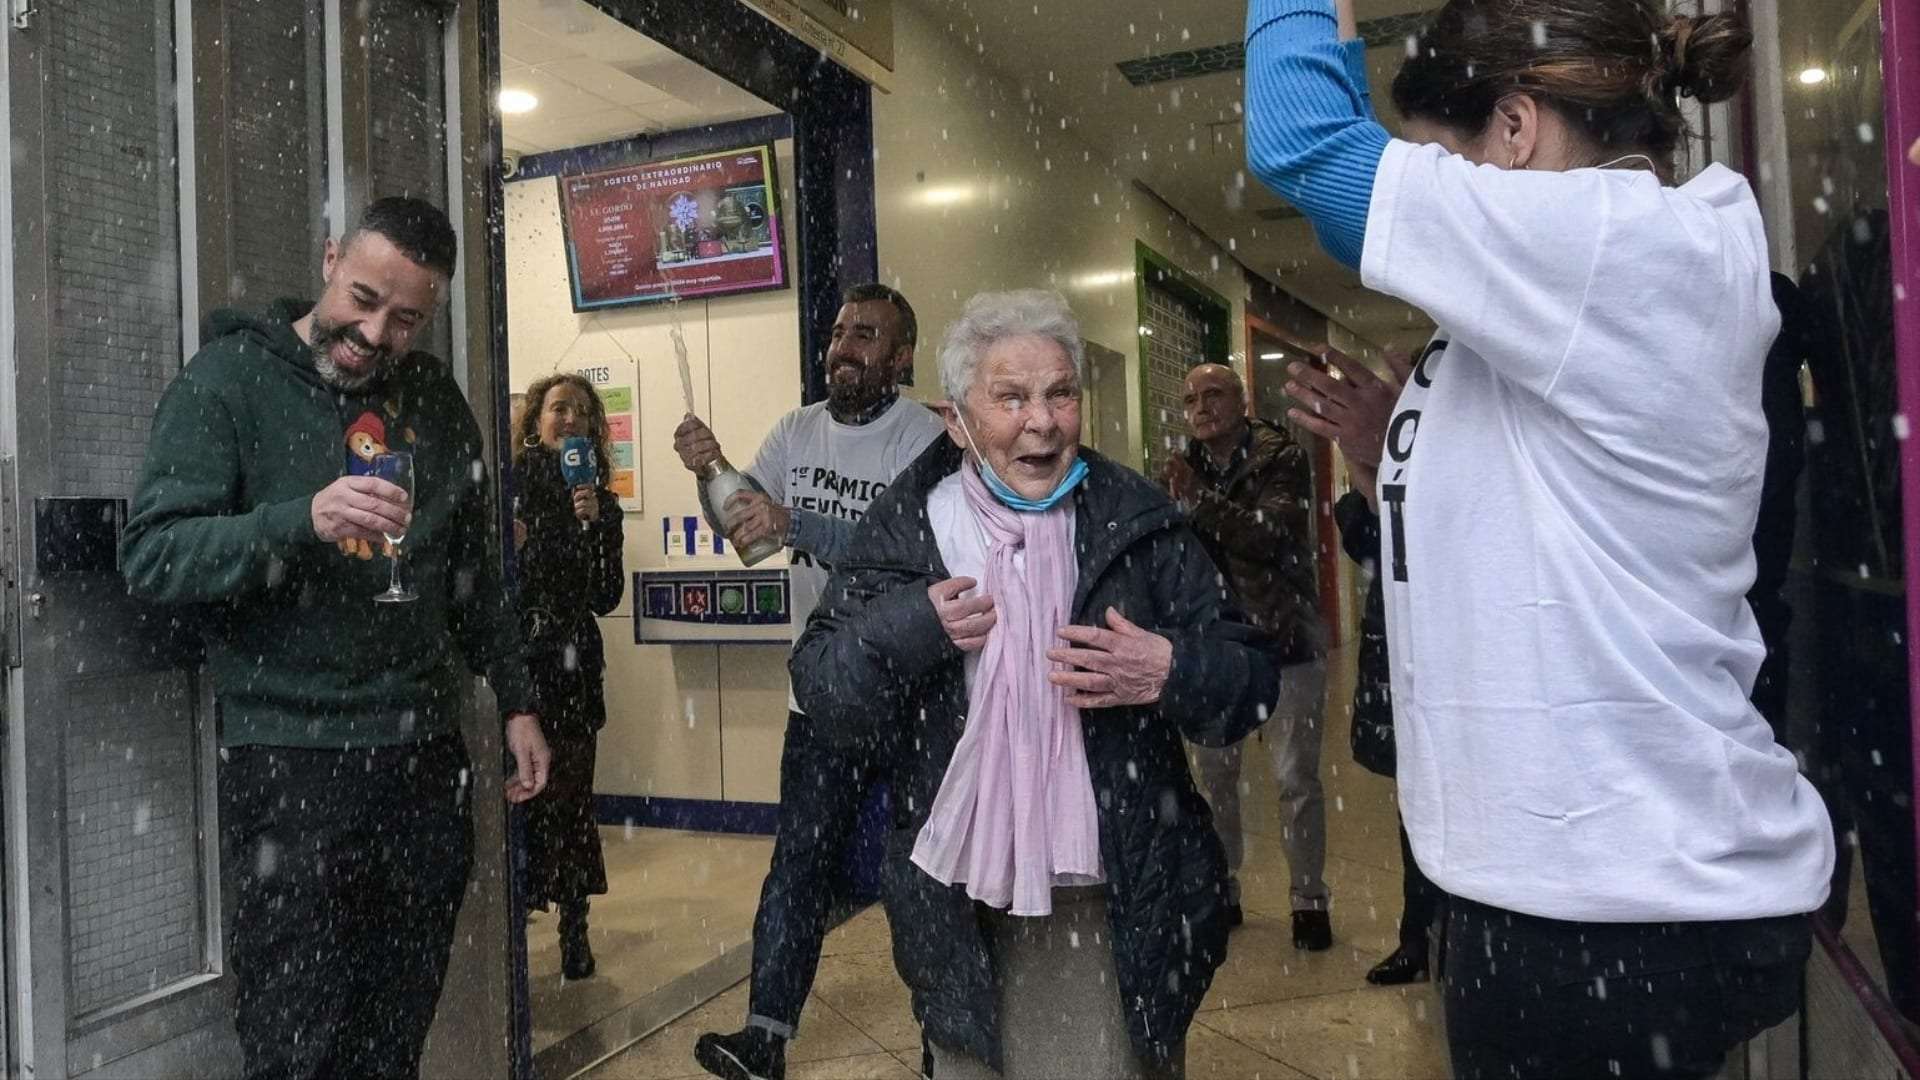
[1395,814,1444,950]
[222,735,475,1080]
[748,709,877,1033]
[1443,896,1810,1080]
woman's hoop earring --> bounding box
[523,433,540,448]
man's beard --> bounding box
[826,360,895,419]
[309,316,388,392]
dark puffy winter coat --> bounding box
[790,440,1278,1071]
[514,445,624,736]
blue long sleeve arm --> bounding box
[1244,0,1392,270]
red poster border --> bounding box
[557,142,791,313]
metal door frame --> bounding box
[1886,0,1920,1057]
[0,1,235,1074]
[0,1,18,1071]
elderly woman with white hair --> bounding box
[791,289,1277,1078]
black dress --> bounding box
[1333,491,1394,779]
[515,445,624,907]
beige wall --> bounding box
[504,139,800,804]
[873,2,1252,466]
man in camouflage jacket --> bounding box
[1163,363,1333,949]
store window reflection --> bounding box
[1773,0,1915,1024]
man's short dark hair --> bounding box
[348,197,458,278]
[843,283,917,349]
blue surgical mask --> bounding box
[954,409,1088,513]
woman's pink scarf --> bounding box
[910,462,1103,916]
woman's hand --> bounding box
[572,486,600,523]
[503,713,551,803]
[513,518,528,552]
[1284,348,1413,468]
[1047,607,1174,709]
[929,576,996,652]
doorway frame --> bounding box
[1133,240,1232,472]
[478,2,882,1075]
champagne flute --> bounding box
[371,451,418,603]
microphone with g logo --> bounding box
[560,435,597,530]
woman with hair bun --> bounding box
[1245,1,1833,1077]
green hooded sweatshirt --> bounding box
[122,299,534,748]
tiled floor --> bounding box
[585,644,1455,1079]
[529,828,775,1054]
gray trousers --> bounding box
[929,886,1183,1080]
[1188,657,1329,911]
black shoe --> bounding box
[1292,909,1332,951]
[1366,940,1430,985]
[559,903,595,980]
[695,1028,787,1080]
[559,929,595,980]
[1225,902,1244,929]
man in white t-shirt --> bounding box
[676,284,945,1080]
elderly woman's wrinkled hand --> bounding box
[1047,607,1174,709]
[930,576,997,652]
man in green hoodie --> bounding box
[122,197,550,1079]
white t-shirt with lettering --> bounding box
[746,395,946,712]
[1360,138,1833,922]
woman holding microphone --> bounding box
[1245,1,1833,1076]
[513,373,625,979]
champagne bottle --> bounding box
[697,456,782,566]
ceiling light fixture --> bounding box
[1797,67,1828,86]
[1259,352,1286,360]
[915,184,976,207]
[499,88,539,114]
[1070,270,1135,290]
